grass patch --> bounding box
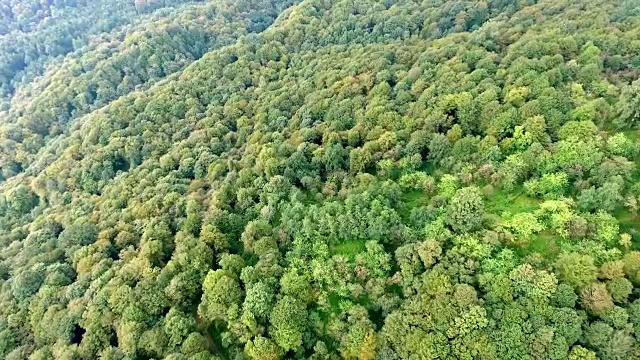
[484,188,561,259]
[615,208,640,231]
[614,208,640,249]
[621,129,640,141]
[485,187,540,216]
[327,293,343,314]
[398,189,429,220]
[512,232,561,258]
[331,240,366,260]
[402,190,426,207]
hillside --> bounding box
[1,0,640,359]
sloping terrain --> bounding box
[1,0,640,359]
[0,0,295,182]
[0,0,207,98]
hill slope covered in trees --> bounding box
[2,0,640,359]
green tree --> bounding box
[614,80,640,129]
[0,329,15,358]
[606,278,633,303]
[164,308,196,347]
[446,186,484,233]
[243,282,275,320]
[580,282,614,315]
[568,346,598,360]
[4,185,38,214]
[198,269,243,323]
[554,253,597,290]
[11,266,45,301]
[245,335,282,360]
[269,295,307,351]
[181,333,209,356]
[622,251,640,285]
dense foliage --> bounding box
[0,0,209,98]
[0,0,294,181]
[2,0,640,359]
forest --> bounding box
[1,0,640,359]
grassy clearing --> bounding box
[614,208,640,249]
[327,293,343,314]
[398,189,429,220]
[402,190,427,207]
[621,129,640,141]
[331,239,366,260]
[485,187,540,216]
[512,232,562,259]
[616,208,640,232]
[484,188,564,258]
[618,129,640,248]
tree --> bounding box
[606,278,632,304]
[583,321,635,360]
[243,282,275,320]
[4,185,38,214]
[568,346,598,360]
[446,186,484,233]
[200,225,229,253]
[505,212,544,240]
[183,198,204,235]
[580,282,614,315]
[164,308,196,347]
[607,133,636,157]
[600,306,629,329]
[1,0,640,358]
[428,134,452,165]
[549,307,583,345]
[567,216,589,240]
[509,264,558,300]
[577,182,624,213]
[628,299,640,335]
[614,80,640,129]
[11,266,45,301]
[245,336,282,360]
[622,251,640,285]
[269,296,307,351]
[356,240,392,278]
[330,306,377,360]
[58,221,99,250]
[554,253,597,290]
[437,174,459,198]
[395,243,424,280]
[198,270,243,323]
[181,333,209,356]
[416,239,442,269]
[524,172,568,199]
[280,271,312,303]
[0,329,15,358]
[323,143,348,173]
[599,261,625,280]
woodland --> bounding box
[2,0,640,359]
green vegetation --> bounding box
[1,0,640,359]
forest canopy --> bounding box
[1,0,640,359]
